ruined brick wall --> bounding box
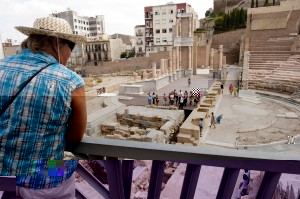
[85,51,170,75]
[211,29,246,64]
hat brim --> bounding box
[15,26,87,44]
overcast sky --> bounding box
[0,0,213,43]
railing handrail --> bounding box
[66,137,300,174]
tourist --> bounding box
[220,83,224,94]
[0,17,87,198]
[194,95,199,106]
[188,77,191,87]
[170,91,175,105]
[189,91,194,106]
[244,169,251,185]
[155,94,159,106]
[152,92,156,104]
[229,84,233,95]
[175,91,178,106]
[199,118,203,137]
[209,112,216,128]
[233,87,238,97]
[163,93,168,106]
[179,95,184,109]
[148,93,152,105]
[236,174,250,199]
[183,90,188,107]
[216,114,223,124]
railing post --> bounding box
[122,160,134,199]
[147,160,165,199]
[256,172,281,199]
[216,168,240,199]
[105,160,125,199]
[180,164,202,199]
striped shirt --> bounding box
[0,49,84,189]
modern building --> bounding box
[51,9,105,40]
[142,2,199,57]
[1,39,20,58]
[134,25,146,56]
[110,33,135,53]
[84,36,111,66]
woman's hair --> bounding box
[21,34,52,53]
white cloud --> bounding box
[0,0,213,42]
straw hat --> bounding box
[15,17,86,43]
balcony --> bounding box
[2,137,299,199]
[135,33,143,37]
[145,14,153,19]
[145,33,153,38]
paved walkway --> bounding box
[119,76,214,109]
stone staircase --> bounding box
[247,34,300,94]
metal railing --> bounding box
[2,137,299,199]
[64,137,300,199]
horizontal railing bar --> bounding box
[174,160,300,175]
[66,137,300,161]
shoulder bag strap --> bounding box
[0,63,54,117]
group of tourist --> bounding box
[229,83,239,97]
[147,89,203,109]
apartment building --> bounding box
[51,9,105,40]
[134,25,145,56]
[1,39,20,58]
[142,2,199,57]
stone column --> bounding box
[189,17,192,37]
[142,69,147,80]
[164,59,168,75]
[152,62,157,78]
[176,47,180,71]
[188,46,192,70]
[172,49,176,73]
[179,47,182,70]
[133,72,138,81]
[222,56,226,67]
[160,59,165,75]
[156,69,161,78]
[210,49,214,68]
[219,45,223,69]
[169,51,173,75]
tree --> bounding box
[205,9,211,17]
[256,0,259,7]
[251,0,255,8]
[273,0,276,5]
[120,52,127,59]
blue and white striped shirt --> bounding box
[0,49,84,189]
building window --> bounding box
[162,19,166,24]
[74,19,77,22]
[162,38,167,42]
[164,47,167,51]
[169,28,172,33]
[155,20,160,24]
[83,21,86,25]
[75,25,77,29]
[155,11,159,15]
[169,10,173,14]
[162,29,167,33]
[156,29,160,34]
[84,27,86,30]
[156,38,160,43]
[162,9,166,15]
[169,19,174,23]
